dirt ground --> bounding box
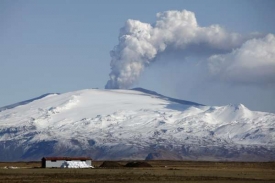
[0,161,275,183]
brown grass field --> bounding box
[0,161,275,183]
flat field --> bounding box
[0,161,275,183]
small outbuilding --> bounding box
[41,157,92,168]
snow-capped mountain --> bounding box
[0,88,274,161]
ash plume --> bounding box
[105,10,273,89]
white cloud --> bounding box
[208,34,275,85]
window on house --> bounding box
[51,160,56,162]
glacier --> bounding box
[0,88,274,161]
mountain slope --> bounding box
[0,93,58,112]
[0,88,274,161]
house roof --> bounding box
[42,157,92,161]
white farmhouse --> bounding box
[41,157,92,168]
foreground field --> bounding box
[0,161,275,183]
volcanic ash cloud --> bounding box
[105,10,274,89]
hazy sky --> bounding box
[1,0,275,112]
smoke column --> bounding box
[105,10,262,89]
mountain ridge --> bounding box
[0,93,59,112]
[0,88,274,161]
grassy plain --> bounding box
[0,161,275,183]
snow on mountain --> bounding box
[0,88,274,161]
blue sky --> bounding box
[1,0,275,112]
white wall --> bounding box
[46,160,92,168]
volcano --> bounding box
[0,88,274,161]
